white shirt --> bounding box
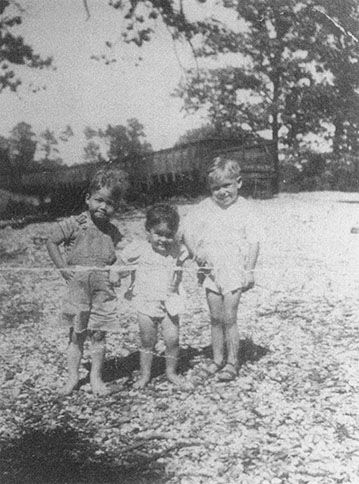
[121,239,188,301]
[183,196,263,293]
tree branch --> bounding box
[82,0,90,20]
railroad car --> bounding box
[1,138,276,213]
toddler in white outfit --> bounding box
[183,156,262,381]
[113,204,188,388]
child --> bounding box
[182,156,262,381]
[47,169,127,396]
[113,204,188,389]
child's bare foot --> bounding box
[91,380,119,396]
[166,373,186,387]
[206,360,225,375]
[133,375,151,389]
[58,379,79,396]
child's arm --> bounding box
[169,245,190,294]
[182,217,208,291]
[47,217,80,281]
[108,256,131,285]
[109,241,140,289]
[124,270,136,300]
[242,207,263,291]
[46,237,74,282]
[243,241,260,291]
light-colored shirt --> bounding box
[182,196,263,293]
[121,239,188,302]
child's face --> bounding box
[147,222,176,255]
[86,187,117,223]
[209,172,242,209]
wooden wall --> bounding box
[17,138,276,203]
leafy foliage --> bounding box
[83,119,153,164]
[36,129,62,167]
[175,124,219,145]
[8,122,37,173]
[174,122,253,146]
[174,0,359,189]
[108,0,221,47]
[0,0,52,93]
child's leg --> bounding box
[60,329,86,396]
[135,313,158,389]
[162,314,182,385]
[89,330,109,395]
[206,289,225,368]
[219,289,241,379]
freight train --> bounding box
[0,137,276,213]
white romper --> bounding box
[183,197,263,294]
[121,240,188,318]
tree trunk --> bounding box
[271,74,280,194]
[332,117,344,156]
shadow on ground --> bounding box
[0,425,166,484]
[82,337,269,386]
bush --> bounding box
[0,190,11,216]
[280,151,359,192]
[0,190,43,220]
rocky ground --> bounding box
[1,192,359,484]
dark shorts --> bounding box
[61,271,119,333]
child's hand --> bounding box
[124,284,134,300]
[197,264,212,286]
[195,254,207,267]
[60,268,75,282]
[109,267,121,285]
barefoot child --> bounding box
[47,169,126,396]
[182,156,262,381]
[113,204,188,388]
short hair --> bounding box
[206,155,241,183]
[145,203,180,233]
[88,168,129,201]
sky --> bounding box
[0,0,223,164]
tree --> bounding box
[36,129,63,168]
[175,123,250,145]
[89,0,231,71]
[107,0,209,47]
[8,122,37,173]
[175,124,219,145]
[107,118,152,161]
[83,139,104,164]
[313,1,359,155]
[0,0,52,93]
[175,0,359,191]
[83,119,152,164]
[0,134,11,186]
[59,125,74,143]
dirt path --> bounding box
[1,192,359,483]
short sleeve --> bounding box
[120,241,145,264]
[48,216,78,245]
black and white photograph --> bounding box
[1,1,359,483]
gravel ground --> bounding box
[1,191,359,484]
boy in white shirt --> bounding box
[182,156,262,381]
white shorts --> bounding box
[134,294,185,319]
[203,274,242,295]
